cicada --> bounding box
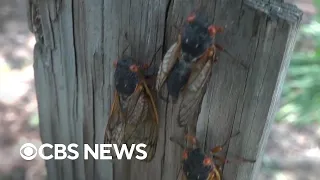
[171,134,222,180]
[171,132,255,180]
[104,56,159,162]
[156,12,223,127]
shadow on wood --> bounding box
[28,0,302,180]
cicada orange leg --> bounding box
[209,132,256,168]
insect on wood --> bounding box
[104,42,161,162]
[170,132,255,180]
[156,11,225,131]
[171,134,222,180]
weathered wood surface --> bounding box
[28,0,302,180]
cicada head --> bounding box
[113,57,140,96]
[182,148,212,180]
[181,12,215,62]
[203,156,213,167]
[182,149,189,160]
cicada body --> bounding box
[104,57,159,162]
[156,12,222,127]
[171,132,255,180]
[182,148,221,180]
[170,135,222,180]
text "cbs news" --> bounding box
[20,143,148,160]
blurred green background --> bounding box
[277,1,320,125]
[259,1,320,179]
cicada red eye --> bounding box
[208,25,223,36]
[203,156,212,166]
[187,13,196,23]
[113,60,118,68]
[208,25,216,36]
[129,65,139,72]
[182,149,188,160]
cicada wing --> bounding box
[180,170,187,180]
[105,87,149,158]
[126,85,145,124]
[141,78,159,124]
[214,168,222,180]
[125,79,158,123]
[104,91,126,157]
[141,85,159,161]
[180,45,215,93]
[124,90,159,162]
[208,168,221,180]
[156,41,181,95]
[176,55,214,127]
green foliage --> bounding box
[314,0,320,22]
[277,19,320,124]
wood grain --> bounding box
[29,0,302,179]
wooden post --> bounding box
[28,0,302,180]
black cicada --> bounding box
[171,134,222,180]
[104,56,159,162]
[156,12,223,127]
[171,133,255,180]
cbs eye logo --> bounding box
[20,143,38,160]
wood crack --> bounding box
[160,0,174,179]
